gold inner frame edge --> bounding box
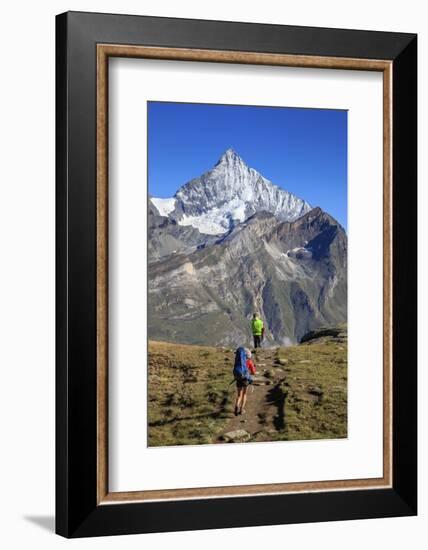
[96,44,393,505]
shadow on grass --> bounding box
[266,383,286,431]
[149,391,231,428]
[149,409,232,427]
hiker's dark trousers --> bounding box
[253,335,262,348]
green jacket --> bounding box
[252,318,264,336]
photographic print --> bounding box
[147,101,348,447]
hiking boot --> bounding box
[234,406,239,416]
[239,408,246,415]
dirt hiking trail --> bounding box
[217,346,289,443]
[148,329,347,446]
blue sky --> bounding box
[148,102,347,229]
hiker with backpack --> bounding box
[233,347,256,416]
[251,313,264,349]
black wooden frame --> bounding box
[56,11,417,538]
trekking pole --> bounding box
[226,379,235,391]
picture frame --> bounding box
[56,11,417,538]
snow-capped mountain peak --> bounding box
[215,147,244,166]
[150,149,312,235]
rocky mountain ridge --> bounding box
[148,204,347,345]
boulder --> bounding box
[252,377,268,386]
[308,386,323,396]
[264,369,276,379]
[222,430,251,443]
[300,325,347,344]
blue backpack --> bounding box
[233,347,251,383]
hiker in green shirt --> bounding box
[251,313,264,349]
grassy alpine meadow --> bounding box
[147,341,235,446]
[147,325,347,446]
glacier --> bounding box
[150,197,176,217]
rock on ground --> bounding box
[221,429,251,443]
